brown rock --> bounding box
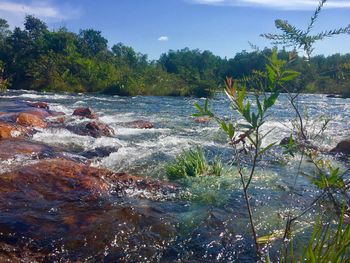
[27,101,49,110]
[0,139,54,160]
[16,112,47,128]
[23,108,52,119]
[0,159,111,202]
[73,107,97,119]
[127,120,154,129]
[330,139,350,155]
[0,158,179,261]
[0,112,6,116]
[0,112,18,123]
[81,146,119,159]
[49,115,66,124]
[0,122,28,139]
[194,117,211,123]
[85,121,115,138]
[0,158,176,202]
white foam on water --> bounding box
[99,113,136,124]
[48,104,72,115]
[32,128,94,150]
[18,93,71,100]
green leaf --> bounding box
[264,91,279,109]
[258,142,276,156]
[280,70,300,83]
[194,102,203,112]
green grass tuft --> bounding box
[166,147,224,180]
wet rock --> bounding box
[81,146,119,159]
[0,159,112,201]
[66,121,115,138]
[27,101,49,110]
[0,122,28,139]
[0,158,177,201]
[280,136,291,146]
[48,115,66,124]
[127,120,154,129]
[85,121,115,138]
[330,139,350,155]
[0,158,179,261]
[0,139,55,160]
[194,117,211,123]
[16,112,47,128]
[22,108,52,119]
[0,112,6,116]
[72,107,97,119]
[0,112,18,123]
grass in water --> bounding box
[166,147,223,180]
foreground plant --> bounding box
[194,50,299,253]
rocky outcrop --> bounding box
[127,120,154,129]
[0,159,112,200]
[0,158,178,261]
[0,122,28,139]
[73,107,97,119]
[16,112,47,128]
[330,139,350,155]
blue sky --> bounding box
[0,0,349,59]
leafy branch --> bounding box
[261,0,350,59]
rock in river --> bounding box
[16,112,47,128]
[330,139,350,155]
[27,101,50,110]
[0,122,29,139]
[0,139,55,160]
[72,107,97,119]
[0,158,179,261]
[127,120,154,129]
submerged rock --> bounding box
[73,107,97,119]
[0,122,28,139]
[27,101,49,110]
[194,117,211,123]
[127,120,154,129]
[16,112,47,128]
[0,139,55,160]
[330,139,350,155]
[81,146,119,159]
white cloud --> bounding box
[0,1,80,28]
[158,36,169,41]
[188,0,350,10]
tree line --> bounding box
[0,16,349,97]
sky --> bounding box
[0,0,349,59]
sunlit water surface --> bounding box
[0,90,349,262]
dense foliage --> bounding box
[0,16,349,97]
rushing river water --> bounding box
[0,90,349,262]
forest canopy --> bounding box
[0,16,349,97]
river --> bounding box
[0,90,349,262]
